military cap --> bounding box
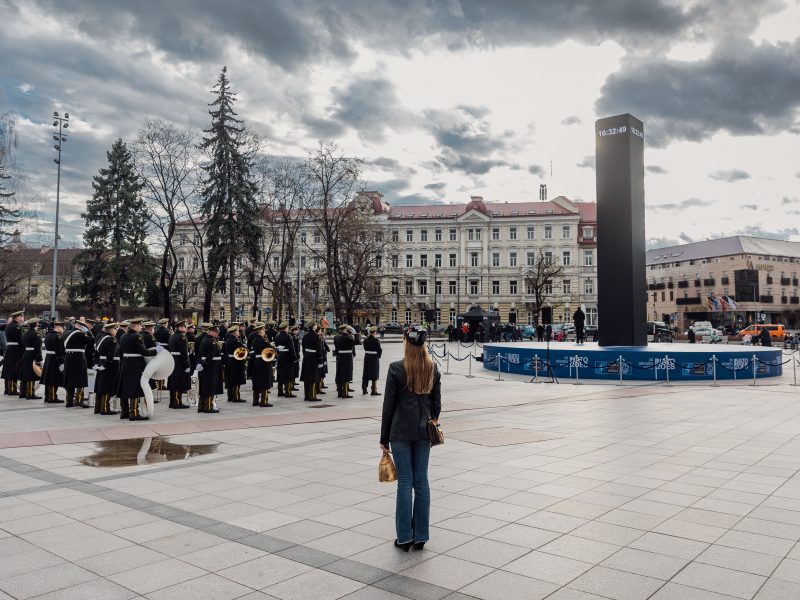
[278,321,289,329]
[229,321,241,327]
[25,317,39,326]
[267,320,276,326]
[200,322,211,329]
[208,324,219,331]
[290,325,300,332]
[10,310,24,317]
[187,322,196,329]
[119,321,130,327]
[157,318,169,325]
[252,324,265,332]
[143,321,156,327]
[173,320,186,328]
[52,320,65,326]
[128,318,144,324]
[82,317,95,325]
[306,320,316,329]
[103,321,119,329]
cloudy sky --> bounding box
[2,0,799,247]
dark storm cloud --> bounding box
[648,197,715,211]
[782,196,799,205]
[561,116,581,126]
[709,169,751,182]
[528,164,545,176]
[733,225,799,239]
[392,195,444,206]
[596,38,800,147]
[323,75,411,142]
[424,182,446,192]
[679,232,694,243]
[646,165,668,174]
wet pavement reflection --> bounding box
[80,436,219,467]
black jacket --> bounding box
[380,360,441,445]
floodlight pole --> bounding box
[50,112,69,320]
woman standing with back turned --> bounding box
[380,325,441,551]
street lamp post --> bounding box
[432,266,439,327]
[51,112,69,320]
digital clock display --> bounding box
[597,125,644,140]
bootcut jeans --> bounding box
[390,439,431,544]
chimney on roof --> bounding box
[539,184,547,200]
[470,196,483,203]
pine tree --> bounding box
[0,108,20,244]
[72,139,152,319]
[199,67,262,321]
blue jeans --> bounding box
[390,440,431,544]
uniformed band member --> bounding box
[63,320,92,408]
[300,321,321,402]
[333,324,356,398]
[196,324,222,413]
[361,326,383,396]
[42,320,65,403]
[116,321,129,341]
[20,318,43,399]
[274,322,297,397]
[167,320,191,409]
[118,318,159,420]
[94,322,121,415]
[224,325,247,403]
[250,325,273,407]
[2,310,25,395]
[266,320,277,343]
[291,325,301,387]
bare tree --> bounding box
[523,249,566,323]
[134,119,198,319]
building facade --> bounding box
[646,236,800,330]
[173,191,599,327]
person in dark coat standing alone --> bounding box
[362,326,383,396]
[573,306,586,345]
[300,321,321,402]
[251,325,273,407]
[333,325,356,398]
[42,320,65,404]
[117,318,159,420]
[759,327,772,347]
[63,320,92,408]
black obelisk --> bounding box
[596,113,647,347]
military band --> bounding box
[1,310,383,420]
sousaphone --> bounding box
[233,346,248,361]
[261,346,276,362]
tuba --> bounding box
[233,346,248,361]
[261,346,276,362]
[32,361,43,378]
[140,351,175,418]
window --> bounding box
[526,281,535,295]
[179,233,188,244]
[300,231,307,244]
[175,282,184,294]
[544,225,552,239]
[543,280,552,295]
[391,254,399,268]
[418,280,427,295]
[492,227,500,240]
[405,309,411,324]
[193,232,200,245]
[449,253,457,267]
[450,308,456,325]
[313,232,320,244]
[192,283,198,295]
[406,230,413,242]
[469,279,479,295]
[192,256,199,269]
[391,309,397,322]
[492,252,500,267]
[468,228,474,241]
[584,278,594,294]
[235,282,242,295]
[584,250,594,266]
[527,310,535,325]
[449,280,457,294]
[544,251,553,266]
[527,251,536,267]
[421,229,428,242]
[272,255,280,269]
[29,284,38,297]
[435,280,442,295]
[300,256,306,269]
[449,228,457,241]
[509,252,517,267]
[562,225,570,239]
[509,280,517,294]
[405,280,413,294]
[313,257,320,269]
[435,229,442,241]
[492,280,500,295]
[178,256,185,269]
[509,226,517,240]
[562,250,571,266]
[471,252,479,267]
[586,307,597,326]
[582,226,593,238]
[391,280,399,295]
[434,254,442,268]
[406,254,413,268]
[526,225,535,240]
[375,255,382,268]
[391,230,399,242]
[420,254,428,267]
[474,228,481,240]
[563,280,571,294]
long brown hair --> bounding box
[403,339,435,395]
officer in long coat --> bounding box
[155,319,171,346]
[166,320,191,409]
[42,320,65,404]
[361,326,383,396]
[19,318,43,399]
[196,324,222,413]
[117,318,158,420]
[142,321,161,401]
[2,310,24,395]
[250,325,273,407]
[266,320,277,343]
[274,322,297,397]
[63,321,92,408]
[300,321,321,402]
[94,322,121,415]
[291,325,301,386]
[224,325,247,403]
[333,324,356,398]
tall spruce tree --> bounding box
[0,108,20,243]
[199,67,261,321]
[72,138,152,319]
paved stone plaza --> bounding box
[1,342,800,599]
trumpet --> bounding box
[261,346,277,362]
[233,346,248,361]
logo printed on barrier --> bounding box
[654,357,675,370]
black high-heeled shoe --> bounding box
[413,542,426,551]
[394,540,413,552]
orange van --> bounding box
[738,324,785,341]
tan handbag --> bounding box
[378,452,397,482]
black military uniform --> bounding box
[117,320,158,420]
[186,326,197,369]
[317,330,328,393]
[333,326,356,398]
[20,319,43,399]
[361,328,383,396]
[94,326,121,415]
[291,326,301,387]
[167,323,191,409]
[266,321,277,343]
[300,323,321,402]
[142,323,160,401]
[197,328,222,413]
[274,324,297,397]
[251,328,273,407]
[42,323,65,404]
[63,325,92,408]
[154,319,171,393]
[224,329,247,403]
[2,311,24,395]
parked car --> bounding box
[647,321,673,343]
[691,326,721,339]
[738,324,786,342]
[584,324,598,341]
[381,322,404,334]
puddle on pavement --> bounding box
[80,436,219,467]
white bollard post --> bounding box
[466,353,473,378]
[445,350,451,375]
[617,355,624,386]
[751,354,757,386]
[534,355,540,382]
[664,355,672,387]
[574,355,582,386]
[497,354,502,381]
[793,356,798,386]
[711,355,718,387]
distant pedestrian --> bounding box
[573,307,585,344]
[536,323,544,342]
[688,329,696,344]
[759,328,772,347]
